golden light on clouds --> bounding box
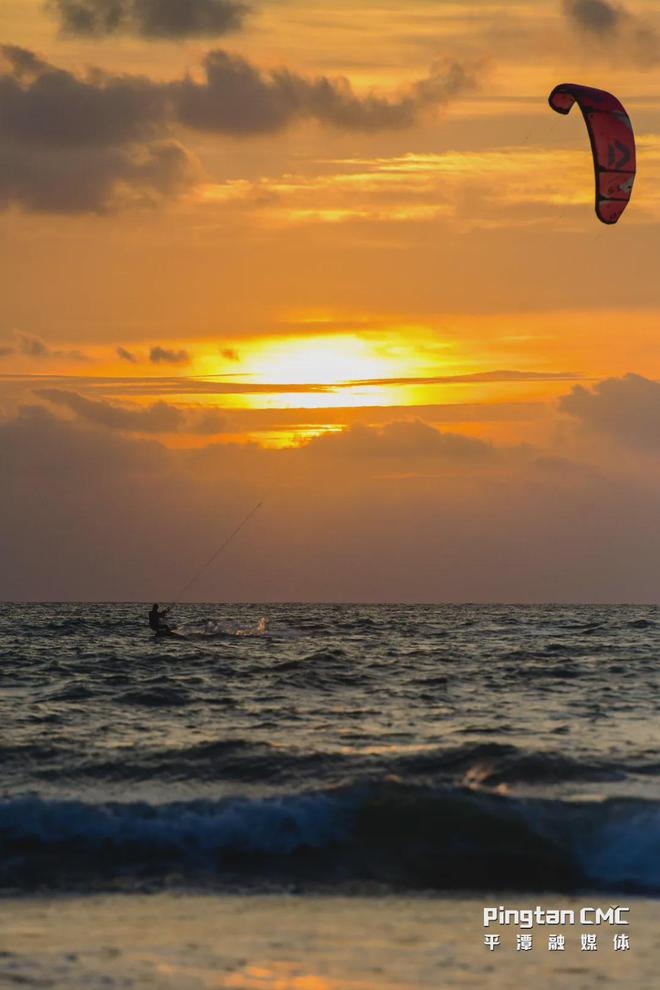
[4,0,660,452]
[196,144,642,232]
[8,0,660,600]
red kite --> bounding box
[549,83,635,224]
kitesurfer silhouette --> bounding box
[148,603,173,635]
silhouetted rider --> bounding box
[148,604,172,635]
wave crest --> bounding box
[2,783,659,895]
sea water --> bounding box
[1,601,659,895]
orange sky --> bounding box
[4,0,660,599]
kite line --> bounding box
[169,498,264,605]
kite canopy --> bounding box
[548,83,635,225]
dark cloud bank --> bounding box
[0,44,480,213]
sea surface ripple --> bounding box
[1,603,659,894]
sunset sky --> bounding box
[4,0,660,601]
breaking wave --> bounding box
[2,783,659,895]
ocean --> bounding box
[1,602,659,988]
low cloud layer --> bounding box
[0,44,480,212]
[3,400,660,601]
[49,0,248,39]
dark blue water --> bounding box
[1,603,659,893]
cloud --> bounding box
[0,45,51,81]
[563,0,660,63]
[149,345,190,364]
[0,367,571,398]
[116,346,139,363]
[143,399,541,435]
[213,400,544,433]
[0,45,193,212]
[0,46,479,213]
[193,408,227,434]
[0,45,479,145]
[564,0,622,33]
[0,403,168,479]
[221,347,240,362]
[302,419,494,460]
[10,332,89,361]
[16,333,52,357]
[560,373,660,450]
[35,392,478,446]
[118,345,197,366]
[49,0,248,39]
[0,372,334,395]
[0,46,167,147]
[0,367,547,436]
[0,138,194,213]
[201,145,611,231]
[37,388,226,434]
[172,51,481,135]
[349,370,580,388]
